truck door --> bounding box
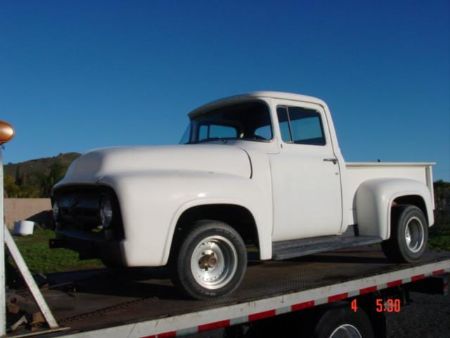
[270,100,342,241]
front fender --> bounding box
[355,178,434,239]
[99,171,271,266]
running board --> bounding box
[272,235,382,260]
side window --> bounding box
[277,106,326,146]
[198,124,238,141]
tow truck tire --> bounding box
[313,306,374,338]
[172,221,247,300]
[382,205,428,263]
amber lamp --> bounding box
[0,121,14,145]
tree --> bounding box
[39,161,66,197]
[4,175,20,197]
[15,166,23,186]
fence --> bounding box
[4,198,51,229]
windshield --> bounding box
[181,101,273,144]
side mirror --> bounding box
[0,121,14,145]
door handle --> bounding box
[323,158,338,164]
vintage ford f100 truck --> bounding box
[51,92,435,299]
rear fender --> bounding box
[355,178,434,239]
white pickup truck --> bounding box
[51,91,435,299]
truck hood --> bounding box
[56,144,252,185]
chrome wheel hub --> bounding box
[405,216,425,253]
[198,250,218,270]
[191,235,238,290]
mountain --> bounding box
[4,152,81,198]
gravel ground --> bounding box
[386,292,450,338]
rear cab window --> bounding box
[198,124,238,142]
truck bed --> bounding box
[345,162,435,207]
[9,246,450,337]
[343,162,435,225]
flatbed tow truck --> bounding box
[5,246,450,338]
[0,118,449,337]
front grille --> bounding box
[52,185,124,239]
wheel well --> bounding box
[392,195,428,223]
[173,204,259,249]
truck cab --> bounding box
[185,94,344,241]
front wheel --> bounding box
[382,205,428,263]
[172,220,247,300]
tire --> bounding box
[313,306,374,338]
[172,220,247,300]
[382,205,428,263]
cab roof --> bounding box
[188,91,327,118]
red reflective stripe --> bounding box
[291,300,315,311]
[142,333,176,338]
[432,269,445,276]
[328,293,348,303]
[387,280,402,288]
[249,310,276,321]
[157,332,177,338]
[411,274,425,282]
[199,320,230,332]
[359,286,377,295]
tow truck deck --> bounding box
[9,246,450,337]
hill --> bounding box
[4,152,80,198]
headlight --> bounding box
[52,201,60,221]
[99,197,113,228]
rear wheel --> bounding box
[382,205,428,263]
[172,220,247,299]
[313,306,374,338]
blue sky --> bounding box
[1,1,449,180]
